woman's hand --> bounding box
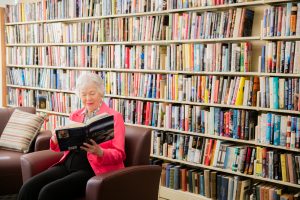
[80,139,104,157]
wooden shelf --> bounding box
[159,186,210,200]
[6,104,70,116]
[36,109,70,116]
[262,36,300,41]
[6,84,75,94]
[151,155,300,189]
[263,0,299,4]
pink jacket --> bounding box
[50,102,126,175]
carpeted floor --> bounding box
[0,194,17,200]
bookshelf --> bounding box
[2,0,300,199]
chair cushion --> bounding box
[0,149,24,195]
[0,109,44,153]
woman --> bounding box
[18,73,126,200]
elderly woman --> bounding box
[18,73,125,200]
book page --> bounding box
[55,121,85,130]
[86,112,110,125]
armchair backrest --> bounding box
[124,126,151,167]
[0,107,36,136]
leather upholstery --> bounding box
[21,126,162,200]
[0,107,51,195]
[124,126,151,166]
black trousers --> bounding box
[17,165,95,200]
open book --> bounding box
[55,113,114,151]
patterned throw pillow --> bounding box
[0,109,44,153]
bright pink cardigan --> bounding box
[50,102,126,175]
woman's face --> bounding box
[79,83,102,113]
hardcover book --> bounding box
[55,113,114,151]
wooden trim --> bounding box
[0,8,6,107]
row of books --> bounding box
[103,73,261,107]
[252,182,300,200]
[260,41,300,74]
[5,0,256,23]
[108,98,300,147]
[162,75,260,106]
[151,131,300,184]
[7,70,261,108]
[169,8,254,40]
[259,77,300,111]
[7,89,299,150]
[7,88,80,114]
[5,0,168,23]
[167,42,252,72]
[6,46,111,67]
[152,132,257,171]
[254,147,300,184]
[153,158,300,200]
[41,115,69,130]
[256,113,300,148]
[5,24,43,44]
[6,8,255,43]
[160,163,251,199]
[7,72,300,113]
[5,41,300,74]
[6,15,168,43]
[6,41,253,73]
[167,0,253,9]
[262,3,300,37]
[7,68,81,91]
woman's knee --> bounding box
[18,179,40,200]
[38,184,59,200]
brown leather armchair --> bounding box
[0,107,51,195]
[20,126,162,200]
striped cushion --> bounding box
[0,109,44,153]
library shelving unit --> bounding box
[1,0,300,199]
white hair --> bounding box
[75,72,105,97]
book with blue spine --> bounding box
[233,109,238,139]
[200,172,205,196]
[296,118,300,148]
[173,165,181,190]
[274,114,281,146]
[261,45,266,72]
[214,108,221,136]
[165,164,174,187]
[266,113,272,144]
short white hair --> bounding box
[75,72,105,97]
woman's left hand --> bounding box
[80,139,103,157]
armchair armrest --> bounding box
[86,165,161,200]
[20,150,63,183]
[34,130,52,151]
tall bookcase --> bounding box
[2,0,300,199]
